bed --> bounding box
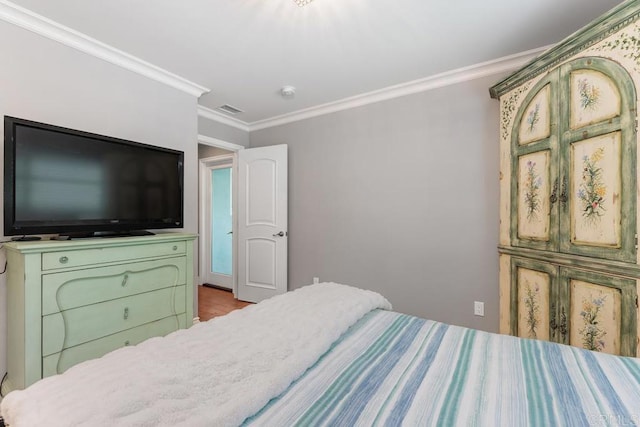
[1,283,640,426]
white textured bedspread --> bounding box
[0,283,391,427]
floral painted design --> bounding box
[524,161,543,221]
[526,103,540,132]
[577,147,606,222]
[578,78,600,110]
[501,83,531,142]
[595,27,640,72]
[579,295,607,352]
[523,283,540,339]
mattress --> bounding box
[2,283,640,426]
[247,309,640,426]
[0,283,391,426]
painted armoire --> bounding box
[490,1,640,357]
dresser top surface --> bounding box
[3,232,197,253]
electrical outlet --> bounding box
[313,277,319,284]
[474,301,485,317]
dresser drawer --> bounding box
[42,286,186,356]
[42,257,187,315]
[41,241,187,270]
[42,314,186,377]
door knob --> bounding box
[273,231,286,237]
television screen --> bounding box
[4,116,184,237]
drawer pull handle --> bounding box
[172,245,178,251]
[124,307,129,320]
[124,340,130,346]
[121,274,129,287]
[59,256,69,264]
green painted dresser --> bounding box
[2,232,196,394]
[490,2,640,357]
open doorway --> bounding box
[205,160,233,288]
[198,143,235,291]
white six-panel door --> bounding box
[237,144,287,303]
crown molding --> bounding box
[197,46,547,131]
[248,46,550,131]
[197,134,245,152]
[0,0,209,97]
[197,105,251,132]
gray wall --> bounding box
[0,21,199,377]
[250,74,505,332]
[198,117,249,147]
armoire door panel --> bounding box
[519,84,552,145]
[517,151,552,242]
[569,132,621,248]
[559,267,636,357]
[569,69,621,130]
[568,279,621,355]
[516,267,551,340]
[510,258,555,341]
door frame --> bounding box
[200,156,234,289]
[198,135,244,295]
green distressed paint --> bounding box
[490,1,640,98]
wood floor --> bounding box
[198,285,252,321]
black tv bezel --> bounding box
[3,116,185,237]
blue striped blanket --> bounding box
[246,309,640,426]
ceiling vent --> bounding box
[216,104,244,115]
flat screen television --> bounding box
[4,116,184,238]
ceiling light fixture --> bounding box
[281,86,296,99]
[293,0,313,7]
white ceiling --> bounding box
[9,0,625,125]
